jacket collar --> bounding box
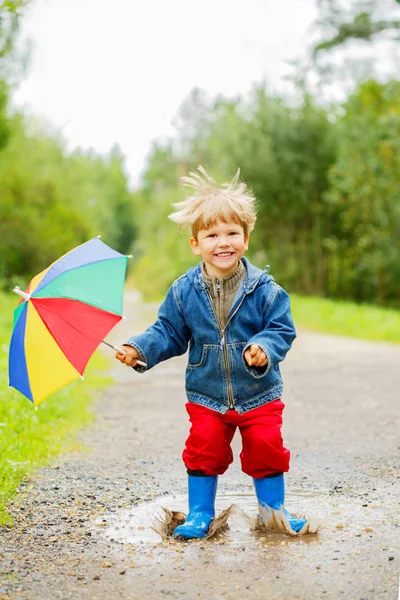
[190,257,272,293]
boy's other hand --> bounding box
[115,345,140,367]
[244,344,268,368]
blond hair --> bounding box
[169,166,257,239]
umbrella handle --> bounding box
[13,286,31,301]
[102,339,147,368]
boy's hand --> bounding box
[244,344,268,368]
[115,345,140,367]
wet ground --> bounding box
[1,291,399,599]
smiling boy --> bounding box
[189,219,267,370]
[116,166,312,538]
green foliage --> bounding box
[0,116,137,288]
[324,80,400,305]
[0,77,9,150]
[0,0,23,155]
[314,13,400,55]
[0,292,112,525]
[134,79,399,309]
[131,188,197,299]
[205,89,337,295]
[313,0,400,56]
[133,87,338,299]
[0,0,28,65]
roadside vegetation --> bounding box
[0,292,111,526]
[291,295,400,344]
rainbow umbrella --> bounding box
[9,237,131,406]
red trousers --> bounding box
[182,400,290,478]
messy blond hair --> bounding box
[169,166,257,239]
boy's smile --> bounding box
[189,219,249,279]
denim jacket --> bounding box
[126,257,296,414]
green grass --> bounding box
[291,294,400,344]
[0,292,112,526]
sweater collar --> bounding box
[191,257,271,293]
[201,260,245,294]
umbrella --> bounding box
[8,236,143,406]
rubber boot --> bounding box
[174,475,217,539]
[253,474,306,533]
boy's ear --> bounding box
[189,237,202,256]
[244,234,249,251]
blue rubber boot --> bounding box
[174,475,217,539]
[253,474,306,533]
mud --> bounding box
[1,291,399,599]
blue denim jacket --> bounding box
[126,257,296,414]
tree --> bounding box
[0,115,137,284]
[0,1,29,63]
[313,0,400,55]
[134,86,338,298]
[0,0,30,152]
[323,80,400,306]
[135,80,399,308]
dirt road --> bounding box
[1,292,399,599]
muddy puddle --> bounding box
[95,487,389,559]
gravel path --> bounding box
[1,292,399,600]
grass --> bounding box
[291,294,400,344]
[0,292,112,526]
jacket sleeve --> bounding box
[124,279,191,373]
[243,285,296,379]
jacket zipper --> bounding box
[208,280,247,410]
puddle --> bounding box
[99,492,257,544]
[93,488,397,572]
[96,487,388,549]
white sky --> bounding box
[12,0,321,186]
[13,0,399,189]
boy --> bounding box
[116,167,311,538]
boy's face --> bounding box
[189,219,249,279]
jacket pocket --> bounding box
[186,345,225,399]
[187,344,209,369]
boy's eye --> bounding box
[229,232,239,236]
[208,234,217,238]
